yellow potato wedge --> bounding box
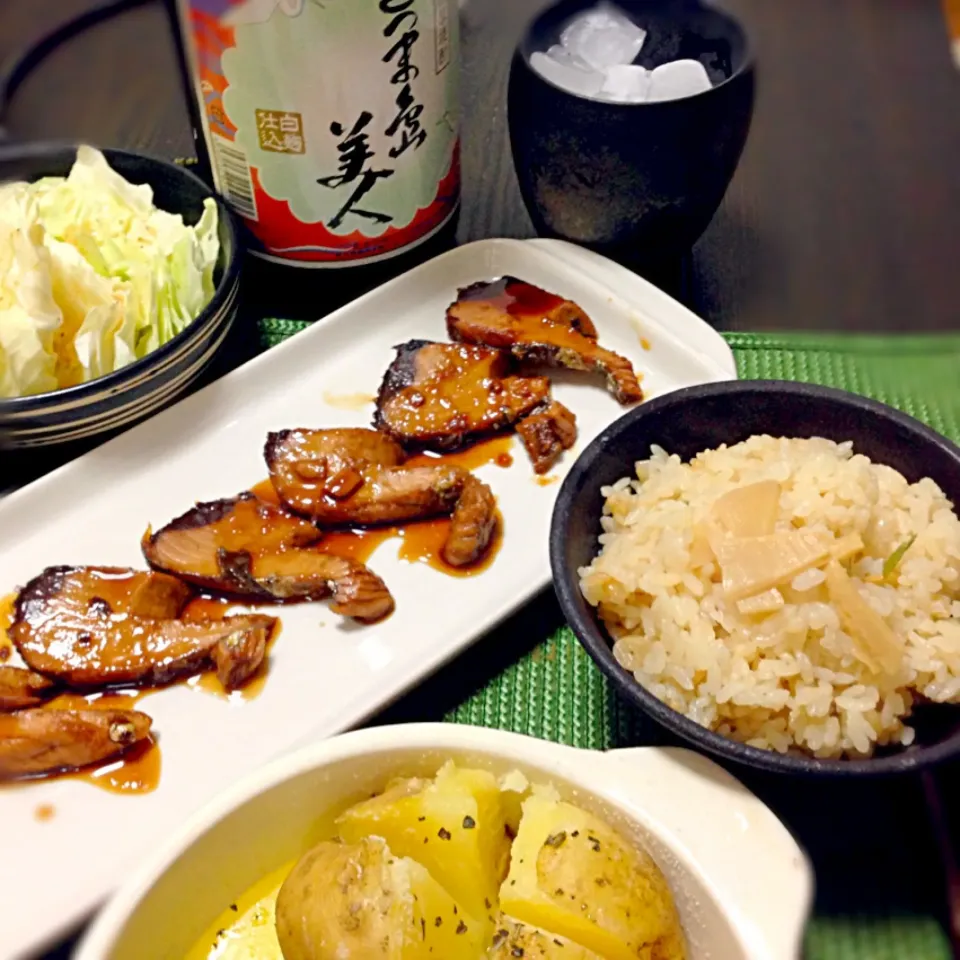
[337,761,510,922]
[499,791,686,960]
[488,917,604,958]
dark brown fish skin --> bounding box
[515,400,578,475]
[142,494,323,594]
[11,566,276,690]
[0,666,58,712]
[142,495,393,620]
[265,428,498,566]
[0,708,152,780]
[19,565,192,620]
[457,277,599,338]
[234,550,394,622]
[447,281,643,405]
[373,340,551,452]
[220,549,395,622]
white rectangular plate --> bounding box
[0,238,736,960]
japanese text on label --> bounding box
[256,109,305,154]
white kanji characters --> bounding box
[256,109,305,153]
[283,133,304,154]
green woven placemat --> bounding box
[260,319,960,960]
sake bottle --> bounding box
[170,0,460,288]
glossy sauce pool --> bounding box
[4,437,515,795]
[459,275,567,319]
[1,584,276,796]
[252,435,513,575]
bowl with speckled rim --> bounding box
[550,380,960,777]
[0,142,241,451]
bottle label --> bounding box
[178,0,460,266]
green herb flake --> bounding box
[544,831,567,848]
[463,815,476,829]
[884,535,917,577]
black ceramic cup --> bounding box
[550,380,960,777]
[509,0,754,265]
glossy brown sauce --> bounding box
[399,512,504,577]
[250,437,511,575]
[38,689,161,794]
[461,276,566,318]
[181,594,239,622]
[405,435,515,472]
[319,512,503,578]
[0,592,14,661]
[70,568,159,610]
[249,477,281,506]
[535,475,560,487]
[1,593,274,793]
[320,527,393,565]
[70,737,161,794]
[458,277,601,358]
[181,595,277,702]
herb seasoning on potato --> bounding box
[185,762,686,959]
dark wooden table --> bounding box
[3,0,960,333]
[2,2,960,957]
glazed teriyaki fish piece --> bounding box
[446,277,644,405]
[10,566,276,690]
[265,428,498,567]
[143,493,394,622]
[374,339,577,474]
[0,707,153,780]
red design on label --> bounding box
[191,9,237,138]
[246,141,460,263]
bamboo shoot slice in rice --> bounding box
[824,560,904,676]
[710,480,781,538]
[737,588,785,616]
[830,533,865,563]
[717,530,832,601]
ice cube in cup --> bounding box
[530,51,604,97]
[599,64,652,103]
[647,58,713,102]
[560,3,647,72]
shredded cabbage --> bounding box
[0,146,220,397]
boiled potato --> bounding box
[488,917,603,959]
[499,792,686,960]
[275,836,487,959]
[498,769,530,838]
[337,761,510,921]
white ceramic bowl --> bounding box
[75,724,813,960]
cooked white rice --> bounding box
[578,436,960,758]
